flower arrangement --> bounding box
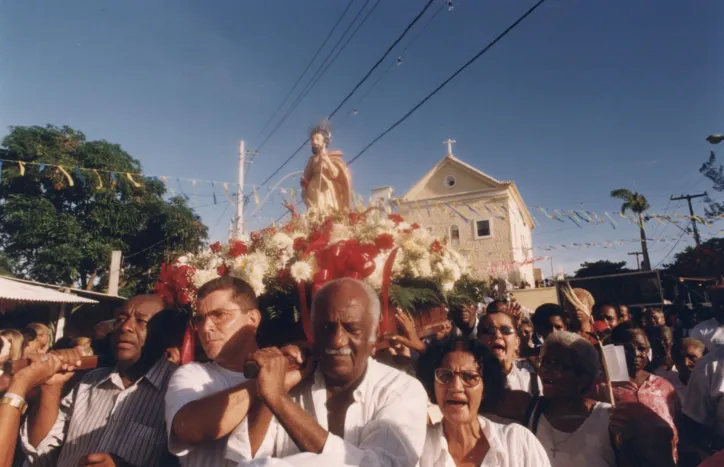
[155,206,475,342]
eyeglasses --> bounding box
[479,325,516,336]
[192,308,244,329]
[537,357,575,373]
[434,368,482,387]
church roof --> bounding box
[399,154,535,229]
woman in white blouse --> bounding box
[417,338,550,467]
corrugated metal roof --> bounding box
[0,277,98,304]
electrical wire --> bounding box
[254,0,438,188]
[253,0,356,145]
[348,0,549,165]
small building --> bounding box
[395,140,536,286]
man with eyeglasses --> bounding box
[166,276,307,466]
[237,278,428,467]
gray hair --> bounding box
[541,330,600,389]
[311,278,380,343]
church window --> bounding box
[474,219,492,239]
[449,225,460,245]
[443,175,456,188]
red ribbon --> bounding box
[180,321,195,365]
[379,247,400,337]
[297,282,314,343]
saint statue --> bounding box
[301,122,352,214]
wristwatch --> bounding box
[1,392,28,414]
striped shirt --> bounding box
[21,358,176,467]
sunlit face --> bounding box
[619,305,631,322]
[645,309,665,327]
[434,351,483,424]
[538,344,589,399]
[477,313,519,370]
[675,343,704,384]
[519,324,534,348]
[112,295,164,365]
[311,132,326,155]
[313,281,375,387]
[195,289,260,361]
[600,306,619,329]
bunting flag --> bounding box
[38,163,46,173]
[57,166,74,187]
[211,182,218,204]
[75,167,86,185]
[93,169,103,189]
[290,188,296,203]
[573,211,591,223]
[425,200,431,217]
[464,202,481,217]
[110,172,118,186]
[160,176,175,195]
[176,179,188,200]
[191,179,197,202]
[223,183,233,204]
[252,186,260,205]
[126,172,142,188]
[604,212,617,229]
[445,202,469,222]
[18,161,26,176]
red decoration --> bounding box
[228,240,249,257]
[379,247,400,336]
[297,282,313,343]
[375,233,395,251]
[217,265,229,276]
[388,214,404,225]
[180,322,195,365]
[210,241,222,253]
[430,240,444,254]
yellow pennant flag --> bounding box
[290,188,296,203]
[160,176,175,196]
[57,166,74,187]
[18,161,25,176]
[253,186,260,205]
[223,183,234,204]
[125,173,142,188]
[191,180,197,202]
[93,170,103,189]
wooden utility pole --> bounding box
[670,192,708,247]
[628,251,643,270]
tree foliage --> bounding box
[664,237,724,277]
[0,125,208,295]
[575,260,632,278]
[700,151,724,217]
[610,188,651,270]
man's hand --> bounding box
[43,347,83,388]
[77,452,127,466]
[279,344,314,391]
[8,353,63,396]
[508,300,523,321]
[249,347,290,407]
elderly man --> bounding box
[243,278,428,467]
[26,323,51,354]
[21,295,180,467]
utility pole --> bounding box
[628,251,643,270]
[235,141,257,238]
[670,192,708,247]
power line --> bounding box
[348,0,549,165]
[253,0,356,145]
[256,0,378,153]
[255,0,438,187]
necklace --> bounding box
[547,420,576,458]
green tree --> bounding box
[610,188,652,270]
[575,260,631,278]
[0,252,12,276]
[0,124,208,295]
[700,151,724,217]
[664,237,724,277]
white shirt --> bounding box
[654,365,688,405]
[236,357,428,467]
[165,361,274,467]
[506,360,541,395]
[682,345,724,439]
[532,402,616,467]
[690,318,724,352]
[421,415,550,467]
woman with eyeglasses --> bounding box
[530,331,616,467]
[477,310,540,395]
[417,338,550,467]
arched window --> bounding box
[449,225,460,245]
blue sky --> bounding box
[1,0,722,274]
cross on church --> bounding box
[443,139,456,156]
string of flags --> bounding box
[482,256,549,276]
[530,234,718,252]
[0,158,298,207]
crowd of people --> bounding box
[1,276,723,467]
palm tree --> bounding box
[611,189,652,270]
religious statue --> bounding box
[301,122,353,213]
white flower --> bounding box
[442,281,455,292]
[396,222,411,231]
[271,232,294,250]
[193,268,219,289]
[290,261,313,282]
[366,254,387,289]
[177,256,189,265]
[329,224,352,244]
[415,258,433,278]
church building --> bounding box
[374,140,536,287]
